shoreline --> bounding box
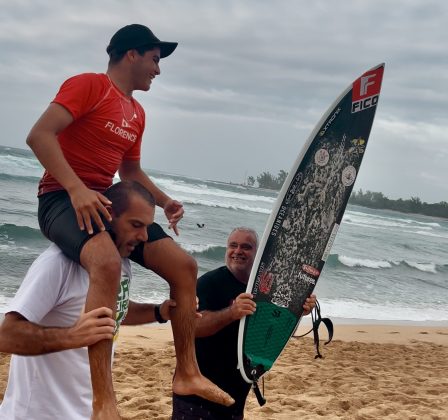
[2,322,448,419]
[2,312,448,328]
[119,321,448,346]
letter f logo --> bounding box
[360,74,376,96]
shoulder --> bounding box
[62,72,107,85]
[54,73,111,117]
[57,73,109,96]
[198,266,228,284]
[25,244,82,286]
[31,244,71,270]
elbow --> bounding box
[26,130,37,150]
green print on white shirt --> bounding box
[114,272,130,339]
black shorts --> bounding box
[171,394,243,420]
[38,190,170,265]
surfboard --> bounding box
[237,63,385,384]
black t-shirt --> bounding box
[195,266,251,417]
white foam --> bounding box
[179,197,272,214]
[180,243,221,254]
[404,261,438,274]
[0,155,43,178]
[0,295,12,313]
[338,255,392,269]
[152,176,276,204]
[415,230,448,239]
[319,298,448,322]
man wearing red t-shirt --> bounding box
[26,24,233,419]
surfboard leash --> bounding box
[295,300,334,359]
[250,369,267,406]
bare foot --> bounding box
[173,373,234,407]
[91,404,121,420]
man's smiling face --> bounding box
[225,230,257,284]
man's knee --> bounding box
[168,250,198,289]
[180,251,198,277]
[80,234,122,282]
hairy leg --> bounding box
[142,239,234,406]
[80,232,122,419]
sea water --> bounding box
[1,145,447,323]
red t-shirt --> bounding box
[38,73,145,195]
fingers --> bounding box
[231,295,256,319]
[169,222,180,236]
[88,208,105,234]
[71,189,112,234]
[86,307,114,320]
[165,200,184,235]
[81,210,94,235]
[96,192,113,222]
[167,299,177,308]
[76,207,103,235]
[237,293,254,300]
[168,200,184,219]
[302,294,317,316]
[97,192,112,207]
[75,210,85,231]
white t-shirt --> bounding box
[0,244,132,420]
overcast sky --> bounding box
[1,0,447,203]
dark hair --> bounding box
[104,181,155,216]
[108,44,157,65]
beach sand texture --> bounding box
[1,324,448,419]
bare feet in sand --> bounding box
[173,373,234,406]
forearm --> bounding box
[195,308,235,337]
[119,164,170,208]
[121,302,158,325]
[0,318,74,355]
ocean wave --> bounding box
[403,260,437,274]
[327,253,444,274]
[183,199,271,214]
[343,215,447,239]
[347,210,441,228]
[317,298,448,322]
[151,176,276,204]
[414,230,448,239]
[344,210,443,233]
[337,255,392,269]
[0,154,43,178]
[0,172,41,183]
[0,223,45,241]
[181,243,226,260]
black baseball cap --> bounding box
[106,24,178,58]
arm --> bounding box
[195,293,317,337]
[195,293,256,338]
[119,160,184,235]
[26,103,112,233]
[26,103,80,192]
[0,307,115,355]
[121,299,176,325]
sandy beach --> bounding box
[1,322,447,419]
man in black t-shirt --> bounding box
[172,227,316,419]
